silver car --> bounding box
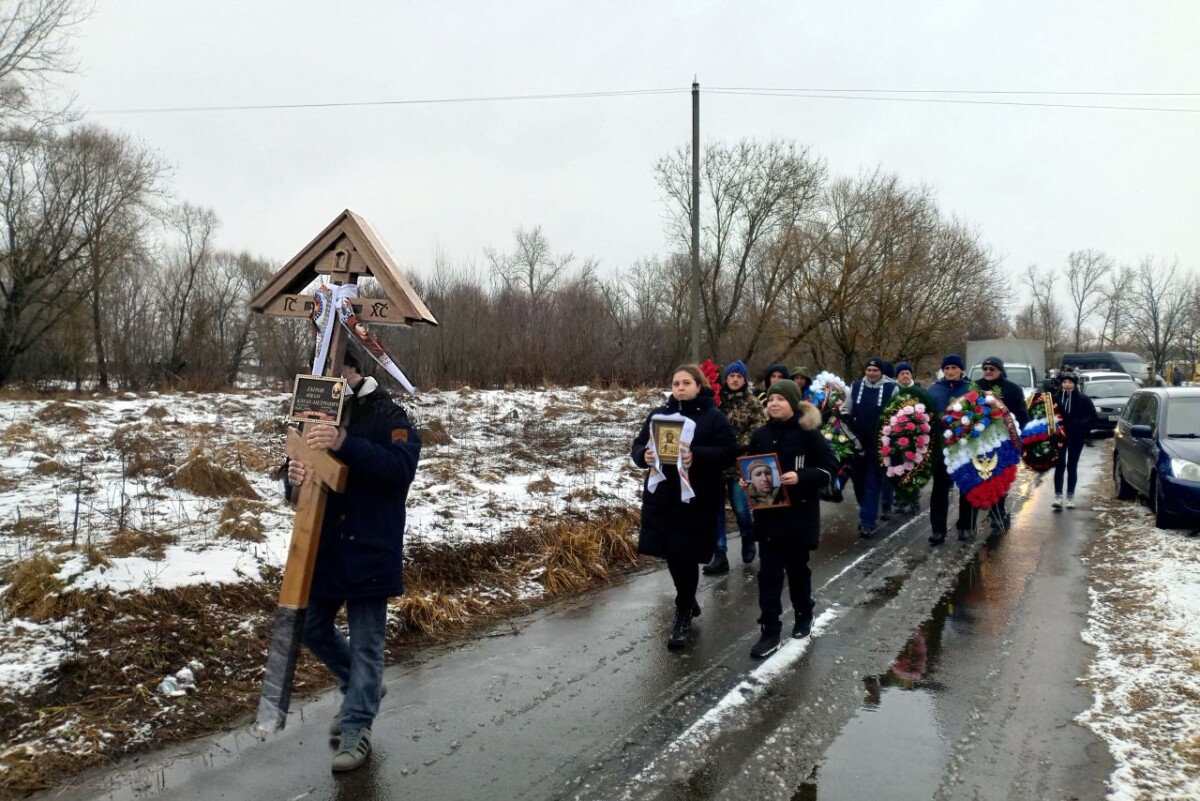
[1081,375,1139,438]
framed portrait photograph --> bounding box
[652,420,684,462]
[738,453,790,510]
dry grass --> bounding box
[420,418,453,445]
[217,499,270,542]
[213,440,280,475]
[534,508,641,596]
[34,402,90,426]
[103,529,178,561]
[112,424,174,478]
[169,448,259,500]
[143,405,169,420]
[30,459,71,477]
[0,554,65,621]
[526,475,557,494]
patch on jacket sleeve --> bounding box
[391,428,409,444]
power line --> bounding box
[87,87,687,116]
[708,88,1200,114]
[85,85,1200,117]
[710,85,1200,98]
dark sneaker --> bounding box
[792,615,813,639]
[750,627,782,658]
[957,528,972,541]
[332,727,372,772]
[741,540,757,564]
[691,601,702,619]
[858,523,877,539]
[667,609,692,650]
[702,550,730,575]
[880,507,893,521]
[928,530,946,546]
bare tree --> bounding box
[1021,264,1065,357]
[0,125,155,384]
[656,138,826,356]
[1064,249,1112,351]
[1095,264,1135,349]
[1130,257,1190,380]
[0,0,88,124]
[158,203,218,382]
[64,124,166,387]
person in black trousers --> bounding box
[743,379,837,659]
[631,364,736,650]
[1052,371,1097,509]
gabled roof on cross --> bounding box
[248,209,438,327]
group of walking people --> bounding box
[630,352,1096,659]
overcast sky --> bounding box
[66,1,1200,290]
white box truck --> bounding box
[965,339,1046,400]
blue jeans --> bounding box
[716,478,755,551]
[303,596,388,735]
[853,455,885,527]
[881,480,894,513]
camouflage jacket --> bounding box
[722,384,768,479]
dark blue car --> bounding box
[1112,388,1200,529]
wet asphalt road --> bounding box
[45,447,1115,801]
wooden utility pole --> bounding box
[691,78,701,363]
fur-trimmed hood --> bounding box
[797,401,821,431]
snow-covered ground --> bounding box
[1080,484,1200,800]
[0,387,647,702]
[0,386,1197,797]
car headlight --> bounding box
[1169,457,1200,482]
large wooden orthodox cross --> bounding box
[248,210,437,731]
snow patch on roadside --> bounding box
[1079,504,1200,800]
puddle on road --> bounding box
[794,537,1006,801]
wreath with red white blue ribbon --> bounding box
[941,388,1023,509]
[1020,392,1062,473]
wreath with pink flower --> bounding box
[942,388,1023,508]
[877,387,937,503]
[1020,391,1062,473]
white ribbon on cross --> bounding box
[310,284,359,376]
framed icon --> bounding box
[738,453,790,509]
[652,420,684,462]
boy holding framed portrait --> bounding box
[743,379,838,660]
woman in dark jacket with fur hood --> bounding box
[743,379,838,659]
[631,364,737,650]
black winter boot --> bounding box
[741,539,757,564]
[928,530,946,546]
[750,625,782,659]
[702,550,730,575]
[792,613,814,639]
[667,609,692,650]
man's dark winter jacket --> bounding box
[844,377,898,452]
[977,362,1030,430]
[746,402,838,550]
[1054,388,1097,444]
[631,387,736,563]
[285,380,421,600]
[927,376,972,417]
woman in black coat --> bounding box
[631,364,737,650]
[1052,371,1097,509]
[743,379,837,659]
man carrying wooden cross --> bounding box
[284,352,421,772]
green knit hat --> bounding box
[766,379,802,414]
